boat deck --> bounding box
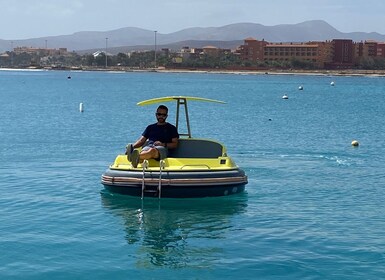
[111,138,238,171]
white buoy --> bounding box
[79,102,84,112]
[330,81,335,86]
[299,85,303,90]
[351,140,359,147]
[282,94,288,99]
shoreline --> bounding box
[1,66,385,77]
[156,68,385,77]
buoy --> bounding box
[299,85,303,90]
[282,94,288,99]
[79,102,84,113]
[330,81,335,86]
[351,140,359,147]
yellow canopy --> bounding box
[137,96,226,106]
[136,96,225,138]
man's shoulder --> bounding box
[166,122,177,129]
[146,123,158,129]
[143,123,158,134]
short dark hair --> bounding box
[157,105,168,113]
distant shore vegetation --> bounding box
[1,49,385,71]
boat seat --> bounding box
[168,139,223,158]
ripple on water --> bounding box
[1,71,385,279]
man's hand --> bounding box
[154,141,164,147]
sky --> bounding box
[1,0,384,40]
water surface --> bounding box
[1,70,384,279]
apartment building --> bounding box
[238,37,267,62]
[238,38,332,68]
[13,47,68,56]
[323,39,354,69]
[264,43,325,67]
[355,40,385,58]
[239,38,385,69]
[377,43,385,57]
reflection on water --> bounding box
[100,191,248,268]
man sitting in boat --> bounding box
[126,105,179,168]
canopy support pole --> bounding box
[176,98,191,138]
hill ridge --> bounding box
[1,20,384,53]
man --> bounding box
[126,105,179,168]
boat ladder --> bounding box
[141,160,165,199]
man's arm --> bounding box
[167,137,178,149]
[133,136,147,148]
[154,137,178,149]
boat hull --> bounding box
[101,168,248,198]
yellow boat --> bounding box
[101,96,248,198]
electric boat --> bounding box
[101,96,248,198]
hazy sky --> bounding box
[1,0,384,40]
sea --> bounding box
[0,69,384,279]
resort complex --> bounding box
[1,37,385,70]
[237,38,385,69]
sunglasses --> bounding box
[156,113,167,117]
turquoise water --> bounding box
[1,70,384,279]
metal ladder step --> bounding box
[143,185,158,193]
[141,160,165,199]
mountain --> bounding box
[1,20,384,54]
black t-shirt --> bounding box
[142,123,179,144]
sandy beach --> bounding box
[154,68,385,77]
[2,66,385,77]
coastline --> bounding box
[1,66,385,77]
[157,69,385,77]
